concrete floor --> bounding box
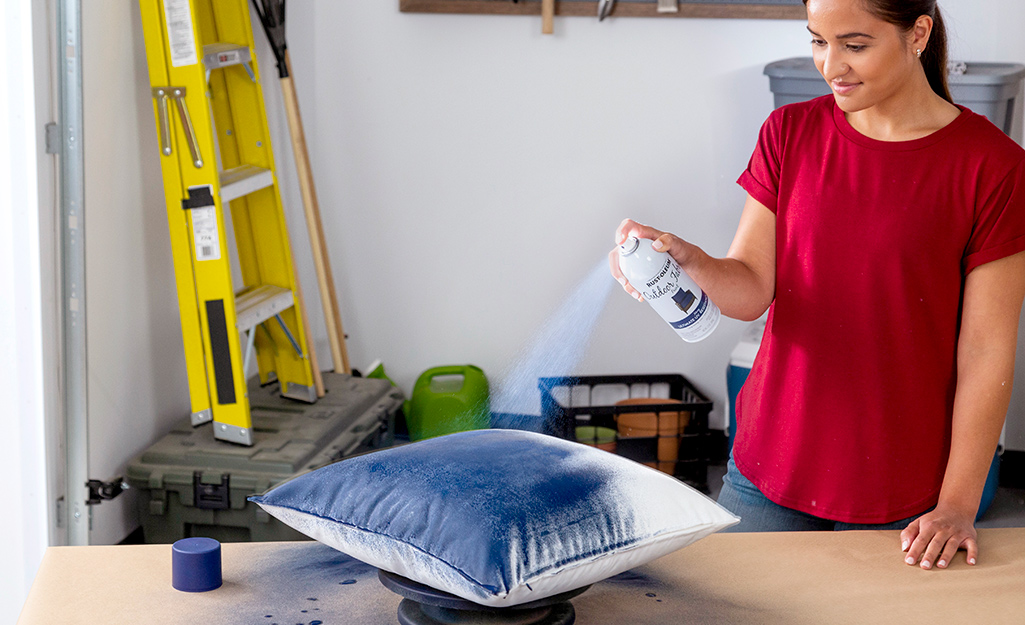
[705,462,1025,529]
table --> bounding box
[19,528,1025,624]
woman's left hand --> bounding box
[900,504,978,569]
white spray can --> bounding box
[618,237,720,342]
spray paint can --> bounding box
[618,237,720,343]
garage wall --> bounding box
[74,1,1025,546]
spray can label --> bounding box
[623,242,720,342]
[669,291,711,330]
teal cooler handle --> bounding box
[977,452,1000,522]
[726,364,751,452]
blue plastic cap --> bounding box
[172,537,222,592]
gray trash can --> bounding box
[764,57,1025,136]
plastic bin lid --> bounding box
[125,375,401,488]
[764,57,1025,85]
[763,57,821,79]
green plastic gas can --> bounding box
[407,365,490,441]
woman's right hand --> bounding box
[611,196,777,321]
[609,219,682,302]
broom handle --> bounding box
[542,0,554,34]
[279,52,352,374]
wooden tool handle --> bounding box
[280,67,352,375]
[542,0,554,34]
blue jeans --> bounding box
[717,456,927,532]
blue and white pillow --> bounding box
[250,429,737,607]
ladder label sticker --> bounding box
[163,0,199,67]
[192,207,221,262]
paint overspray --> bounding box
[489,259,615,429]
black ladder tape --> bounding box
[205,299,237,405]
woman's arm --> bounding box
[901,250,1025,569]
[609,194,776,321]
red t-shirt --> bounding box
[736,95,1025,523]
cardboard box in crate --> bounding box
[540,374,716,492]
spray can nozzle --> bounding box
[619,237,640,256]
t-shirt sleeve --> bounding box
[737,107,784,214]
[963,157,1025,275]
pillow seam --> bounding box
[256,500,508,595]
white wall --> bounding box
[292,0,1025,445]
[80,0,192,545]
[69,0,1025,548]
[1,0,50,618]
[295,5,808,431]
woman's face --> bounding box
[805,0,920,113]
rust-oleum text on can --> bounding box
[618,237,720,342]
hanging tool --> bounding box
[542,0,554,33]
[598,0,614,21]
[251,0,353,377]
[140,0,321,445]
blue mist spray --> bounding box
[490,260,614,430]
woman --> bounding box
[611,0,1025,571]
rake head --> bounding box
[251,0,289,78]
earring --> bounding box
[917,49,923,58]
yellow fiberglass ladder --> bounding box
[140,0,318,445]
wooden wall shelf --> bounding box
[399,0,807,20]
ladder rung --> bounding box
[220,165,274,203]
[235,285,294,332]
[202,43,252,71]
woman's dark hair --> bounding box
[803,0,953,103]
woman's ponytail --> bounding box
[919,7,953,103]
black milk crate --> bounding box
[539,374,715,492]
